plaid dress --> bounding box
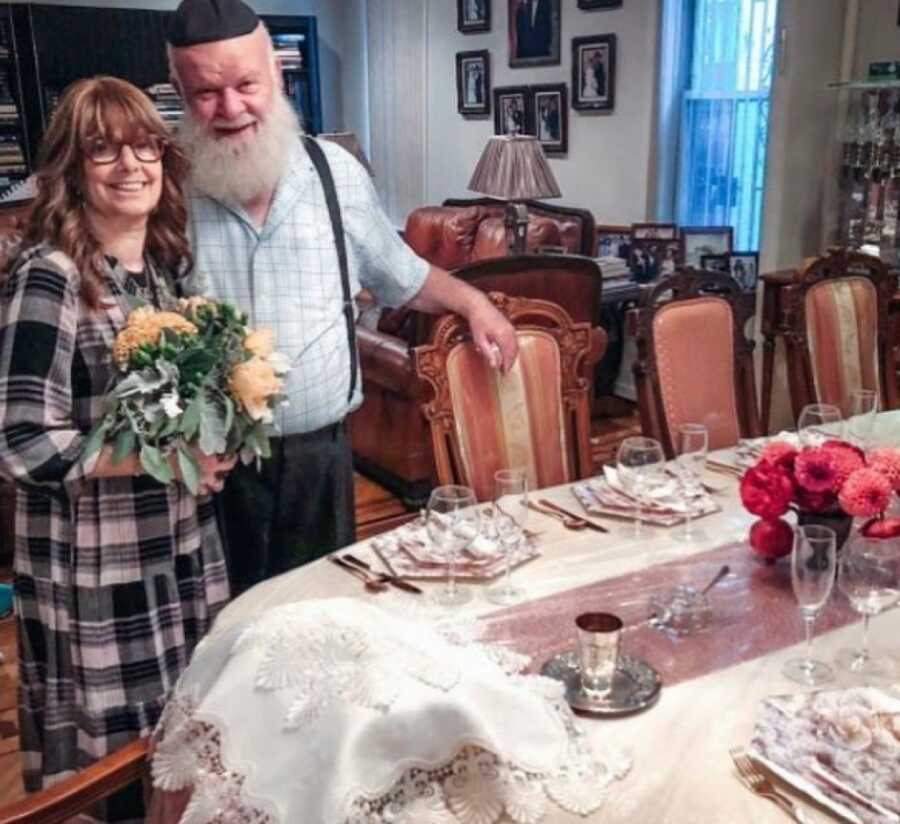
[0,245,229,821]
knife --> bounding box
[342,553,424,595]
[809,762,900,822]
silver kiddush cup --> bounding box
[575,612,623,696]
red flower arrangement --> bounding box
[740,439,900,560]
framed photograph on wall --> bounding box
[728,251,759,291]
[578,0,622,7]
[595,224,632,259]
[629,238,680,284]
[571,33,616,111]
[680,226,733,267]
[458,0,490,33]
[508,0,561,68]
[456,50,491,116]
[532,83,567,154]
[493,85,533,135]
[632,222,677,240]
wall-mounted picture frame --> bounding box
[532,83,567,154]
[508,0,561,68]
[632,222,677,240]
[578,0,622,8]
[680,226,733,267]
[595,224,631,259]
[571,33,616,111]
[629,238,680,284]
[493,85,534,136]
[458,0,490,33]
[456,50,491,116]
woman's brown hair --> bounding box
[20,75,192,306]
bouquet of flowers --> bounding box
[740,439,900,559]
[83,297,289,494]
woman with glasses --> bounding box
[0,76,234,821]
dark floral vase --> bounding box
[797,511,853,551]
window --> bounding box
[675,0,779,251]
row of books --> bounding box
[145,83,183,129]
[272,33,305,72]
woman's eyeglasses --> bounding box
[84,135,166,165]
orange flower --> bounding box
[244,328,275,359]
[113,307,198,368]
[229,356,282,422]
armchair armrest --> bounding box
[357,326,422,398]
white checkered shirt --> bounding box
[186,138,430,435]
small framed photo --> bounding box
[509,0,561,67]
[700,253,729,273]
[493,85,533,136]
[632,222,677,240]
[728,251,760,291]
[680,226,733,267]
[571,33,616,111]
[629,238,680,284]
[458,0,490,33]
[578,0,622,7]
[457,51,491,116]
[595,224,631,259]
[532,83,567,154]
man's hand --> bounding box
[467,293,518,373]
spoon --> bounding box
[526,501,588,531]
[328,556,389,592]
[701,564,730,595]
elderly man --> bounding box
[166,0,517,594]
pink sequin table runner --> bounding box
[482,542,859,686]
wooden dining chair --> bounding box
[631,268,762,459]
[782,247,899,417]
[0,738,149,824]
[413,293,598,502]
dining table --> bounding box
[201,411,900,824]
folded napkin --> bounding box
[752,687,900,824]
[150,598,630,823]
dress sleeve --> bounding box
[0,256,99,487]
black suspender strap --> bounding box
[302,135,358,404]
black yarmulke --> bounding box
[167,0,259,47]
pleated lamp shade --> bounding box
[467,135,561,201]
[320,131,374,177]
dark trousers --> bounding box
[216,422,356,596]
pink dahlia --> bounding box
[839,468,892,518]
[794,447,839,494]
[868,448,900,492]
[759,440,798,472]
[820,440,866,487]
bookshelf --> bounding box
[0,6,29,196]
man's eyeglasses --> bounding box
[83,135,166,165]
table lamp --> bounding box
[320,131,374,177]
[467,134,561,255]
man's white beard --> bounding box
[181,92,301,205]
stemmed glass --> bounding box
[836,536,900,677]
[486,469,528,606]
[426,485,478,607]
[846,389,878,452]
[783,524,837,686]
[798,403,843,446]
[674,423,708,542]
[616,436,666,538]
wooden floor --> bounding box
[0,398,641,808]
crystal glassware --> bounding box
[782,524,837,686]
[846,388,878,451]
[797,403,843,446]
[486,469,528,606]
[616,436,665,538]
[674,423,708,542]
[836,535,900,677]
[425,484,477,607]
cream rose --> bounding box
[244,328,275,359]
[230,357,282,422]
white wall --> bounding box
[13,0,368,137]
[424,0,660,222]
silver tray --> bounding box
[540,650,662,717]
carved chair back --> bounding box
[631,268,761,458]
[782,248,898,415]
[414,293,594,502]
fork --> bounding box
[730,748,814,823]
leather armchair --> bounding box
[350,254,607,506]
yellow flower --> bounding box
[244,327,275,359]
[230,356,282,422]
[178,296,213,317]
[113,307,198,369]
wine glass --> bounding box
[674,423,708,542]
[783,524,837,686]
[836,535,900,677]
[486,469,528,606]
[846,389,878,451]
[616,436,666,538]
[797,403,843,446]
[426,485,477,607]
